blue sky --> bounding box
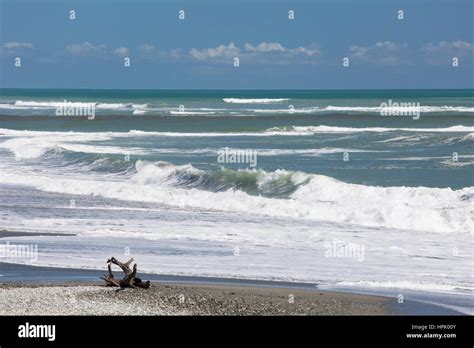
[0,0,473,89]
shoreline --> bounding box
[0,282,392,316]
[0,262,463,316]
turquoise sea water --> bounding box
[1,89,473,188]
[0,89,473,312]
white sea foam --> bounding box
[0,129,142,160]
[443,133,474,144]
[132,161,204,185]
[221,104,474,113]
[252,107,320,114]
[0,128,264,138]
[132,109,147,115]
[96,102,132,109]
[127,130,264,137]
[13,100,97,108]
[223,98,290,104]
[2,101,473,115]
[0,161,471,233]
[377,135,423,143]
[129,125,474,137]
[1,127,472,147]
[2,100,141,110]
[170,111,216,115]
[336,280,474,293]
[0,128,379,159]
[324,105,474,113]
[457,133,474,141]
[255,148,375,156]
[266,125,474,134]
[0,138,53,160]
[0,138,152,160]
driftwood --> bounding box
[101,257,150,289]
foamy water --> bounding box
[0,89,473,313]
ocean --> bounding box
[0,89,473,313]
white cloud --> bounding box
[421,40,474,53]
[139,44,183,60]
[65,42,106,56]
[65,42,132,59]
[421,40,474,65]
[244,42,285,53]
[375,41,401,51]
[139,44,156,54]
[189,42,320,64]
[170,48,182,59]
[289,46,320,56]
[3,42,33,49]
[244,42,319,56]
[190,42,240,60]
[452,40,474,50]
[349,41,406,65]
[114,47,129,57]
[349,40,473,65]
[349,46,369,59]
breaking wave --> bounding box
[265,125,474,134]
[223,98,290,104]
[0,159,471,233]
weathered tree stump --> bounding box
[101,257,150,289]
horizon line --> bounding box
[1,88,473,91]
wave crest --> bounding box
[265,125,474,134]
[223,98,290,104]
[0,161,471,233]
